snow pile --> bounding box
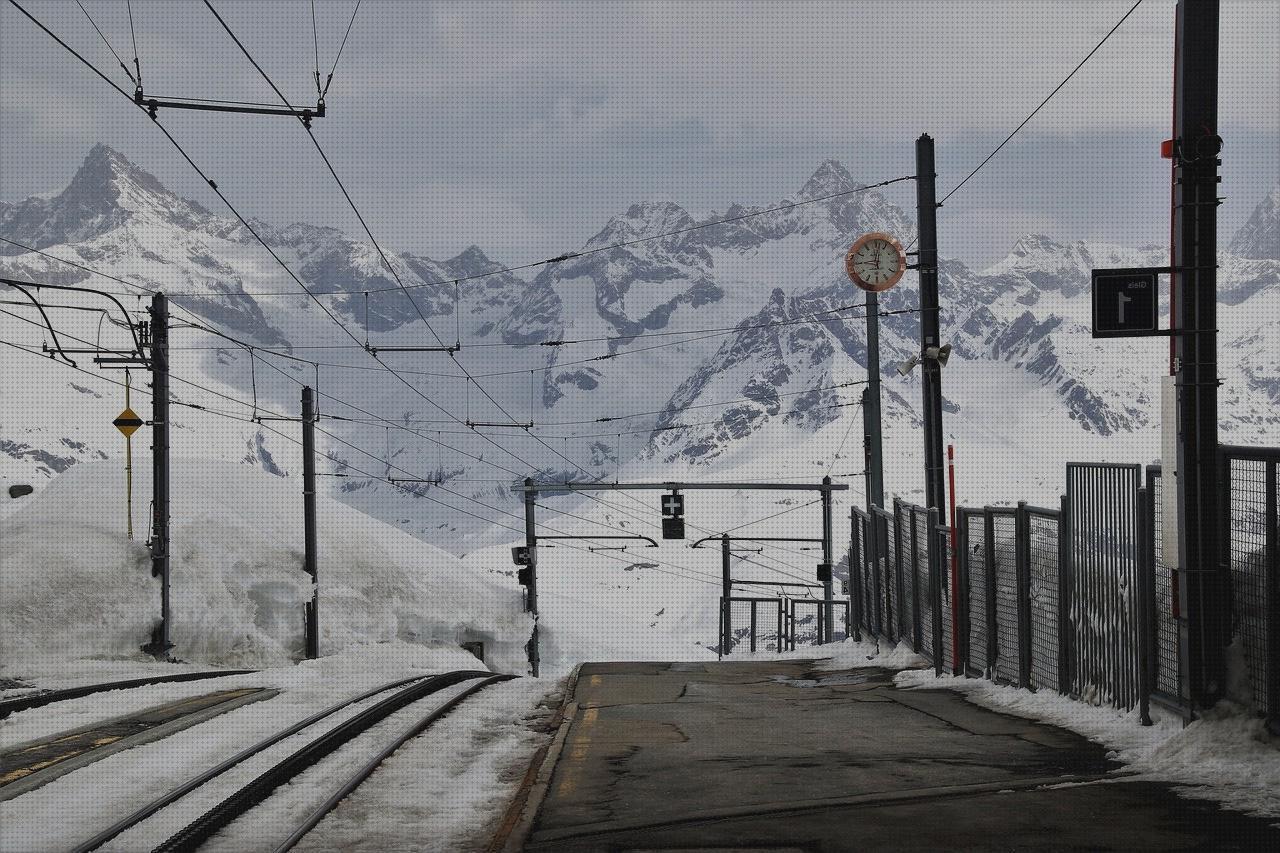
[0,462,531,674]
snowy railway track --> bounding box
[72,669,514,852]
[0,670,258,720]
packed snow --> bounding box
[0,460,531,675]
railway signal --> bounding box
[112,407,144,436]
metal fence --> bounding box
[849,453,1280,726]
[789,599,851,649]
[1221,446,1279,718]
[1146,465,1190,715]
[719,597,784,655]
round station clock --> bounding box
[845,232,907,293]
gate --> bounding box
[1066,462,1143,710]
[719,597,784,656]
[1144,465,1192,718]
[1221,446,1280,718]
[789,599,851,648]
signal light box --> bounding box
[1091,268,1160,338]
[662,516,685,540]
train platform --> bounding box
[508,659,1280,852]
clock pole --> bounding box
[863,293,885,515]
[915,134,946,519]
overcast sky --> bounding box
[2,0,1277,268]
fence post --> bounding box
[850,510,863,641]
[1266,461,1279,731]
[910,507,923,652]
[929,508,945,677]
[1057,494,1073,696]
[750,600,758,653]
[1015,502,1034,689]
[956,509,971,676]
[777,598,784,653]
[1137,486,1155,725]
[869,511,883,638]
[983,508,999,679]
[718,597,725,660]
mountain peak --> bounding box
[1009,234,1067,258]
[1229,184,1280,260]
[587,201,694,249]
[797,160,855,200]
[68,144,180,203]
[0,144,213,248]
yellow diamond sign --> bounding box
[113,407,144,437]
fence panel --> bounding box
[937,522,955,674]
[852,509,870,639]
[1066,462,1142,710]
[790,599,850,647]
[723,597,783,653]
[989,509,1020,685]
[911,507,933,660]
[960,509,988,676]
[1223,448,1279,718]
[1027,507,1062,692]
[1145,466,1190,716]
[886,504,903,645]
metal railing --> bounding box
[719,596,784,656]
[1221,445,1279,719]
[848,452,1280,728]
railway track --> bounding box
[0,670,257,719]
[66,669,515,852]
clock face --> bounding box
[845,232,906,292]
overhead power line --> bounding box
[940,0,1147,208]
[1,334,732,587]
[8,0,868,570]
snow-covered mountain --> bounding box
[3,146,1278,558]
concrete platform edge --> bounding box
[488,665,582,853]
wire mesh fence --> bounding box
[937,522,955,674]
[989,510,1020,686]
[1026,507,1061,692]
[1147,465,1187,713]
[912,507,933,659]
[961,508,989,676]
[848,451,1277,727]
[1222,447,1278,717]
[720,597,784,655]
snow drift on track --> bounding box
[0,461,531,673]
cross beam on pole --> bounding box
[520,481,848,492]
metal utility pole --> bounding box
[821,475,834,643]
[1172,0,1225,706]
[915,135,946,516]
[302,386,319,660]
[863,297,886,515]
[721,533,732,655]
[523,478,540,677]
[142,293,172,660]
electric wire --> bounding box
[7,0,869,575]
[74,0,136,86]
[196,2,806,543]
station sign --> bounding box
[1091,268,1161,338]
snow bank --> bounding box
[0,462,531,675]
[895,669,1280,821]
